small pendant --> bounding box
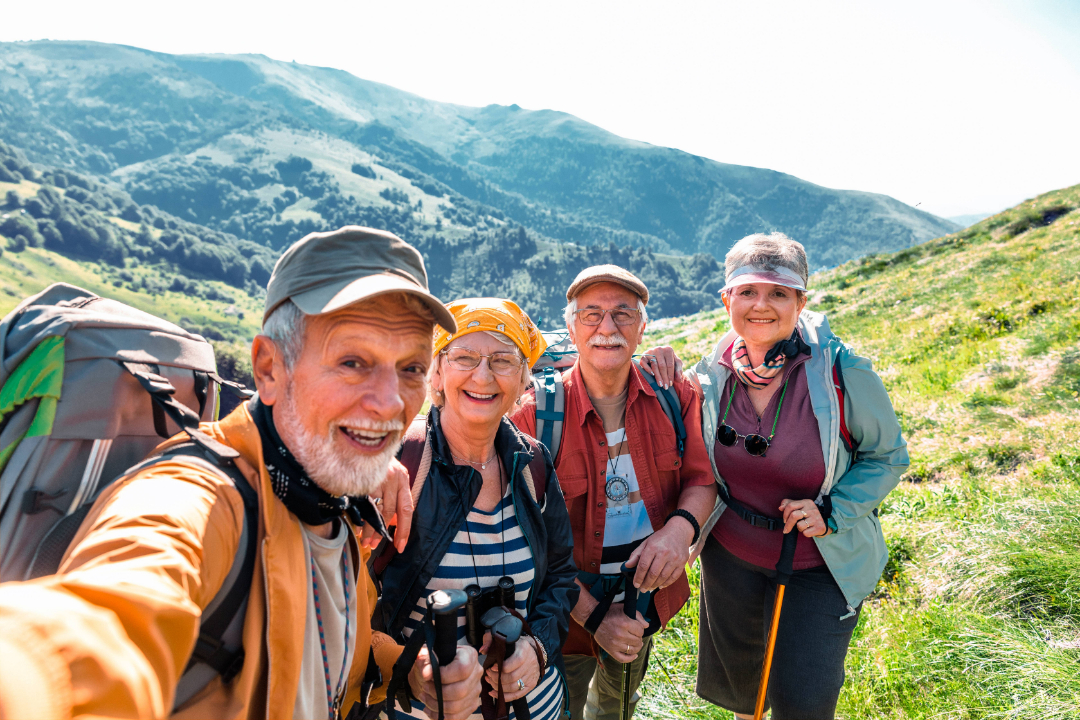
[480,463,487,470]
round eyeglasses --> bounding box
[441,347,525,376]
[573,307,641,326]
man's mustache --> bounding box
[587,333,628,347]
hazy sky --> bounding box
[3,0,1078,218]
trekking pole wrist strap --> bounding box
[665,509,700,546]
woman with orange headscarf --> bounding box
[376,299,578,720]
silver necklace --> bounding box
[452,448,498,470]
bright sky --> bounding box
[4,0,1078,218]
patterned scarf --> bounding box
[249,396,390,540]
[731,329,811,389]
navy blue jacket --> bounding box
[374,407,579,676]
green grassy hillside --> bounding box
[639,185,1080,719]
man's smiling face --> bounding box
[266,295,433,496]
[568,282,645,377]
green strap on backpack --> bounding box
[0,335,64,470]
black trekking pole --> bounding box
[620,565,638,720]
[753,529,799,720]
[428,589,468,720]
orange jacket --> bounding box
[0,403,402,719]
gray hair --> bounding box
[262,299,307,369]
[262,293,437,369]
[563,297,649,330]
[725,232,809,291]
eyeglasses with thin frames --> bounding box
[574,307,641,326]
[715,378,789,457]
[441,347,525,376]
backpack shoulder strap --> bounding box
[520,437,548,506]
[370,416,429,577]
[160,442,259,707]
[636,362,687,458]
[398,417,428,482]
[832,352,857,454]
[531,367,565,460]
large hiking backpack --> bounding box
[0,282,258,706]
[528,330,687,461]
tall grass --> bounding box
[638,186,1080,719]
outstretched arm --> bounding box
[0,463,246,719]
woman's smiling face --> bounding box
[724,282,807,350]
[430,331,528,427]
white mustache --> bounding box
[588,333,628,347]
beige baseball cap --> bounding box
[565,264,649,305]
[263,226,456,332]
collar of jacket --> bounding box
[566,359,658,429]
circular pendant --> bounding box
[605,475,630,502]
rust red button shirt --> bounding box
[510,361,714,656]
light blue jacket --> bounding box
[692,310,909,611]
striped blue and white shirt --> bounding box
[393,488,565,720]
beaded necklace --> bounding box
[310,550,351,720]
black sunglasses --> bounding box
[716,377,789,458]
[716,425,773,456]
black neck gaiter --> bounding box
[249,397,391,540]
[763,328,812,366]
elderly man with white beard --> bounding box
[0,227,484,720]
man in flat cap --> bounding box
[510,265,716,720]
[0,227,482,720]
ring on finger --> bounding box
[517,679,525,691]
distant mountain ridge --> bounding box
[0,40,958,319]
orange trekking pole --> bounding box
[753,529,799,720]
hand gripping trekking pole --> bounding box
[481,607,530,720]
[620,565,639,720]
[753,529,799,720]
[429,589,468,719]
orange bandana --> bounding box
[433,298,548,367]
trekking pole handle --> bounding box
[776,528,799,587]
[428,589,468,666]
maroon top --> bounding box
[711,343,827,570]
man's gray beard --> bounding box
[276,386,403,498]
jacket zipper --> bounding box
[508,453,538,615]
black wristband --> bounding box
[666,509,700,546]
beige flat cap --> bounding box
[263,226,456,332]
[566,264,649,305]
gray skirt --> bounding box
[695,535,861,720]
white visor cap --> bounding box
[720,264,806,293]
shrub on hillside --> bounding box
[275,156,313,186]
[8,234,28,252]
[351,163,376,179]
[0,213,44,247]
